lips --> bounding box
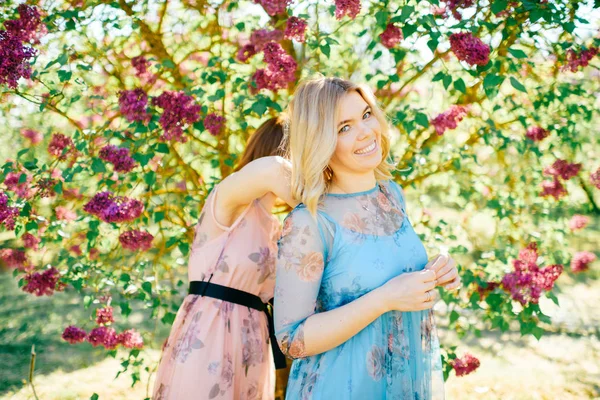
[354,140,377,155]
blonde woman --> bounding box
[274,77,461,399]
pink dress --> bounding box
[153,186,280,400]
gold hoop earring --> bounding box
[324,166,333,181]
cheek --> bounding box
[334,135,355,160]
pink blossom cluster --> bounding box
[0,248,27,270]
[96,306,115,325]
[285,17,308,43]
[571,251,596,273]
[237,29,283,63]
[431,6,447,17]
[99,145,137,173]
[450,32,490,66]
[88,326,119,349]
[83,192,144,223]
[118,89,150,123]
[55,206,77,221]
[204,113,225,136]
[131,55,150,76]
[543,159,581,181]
[254,0,291,16]
[501,243,563,305]
[21,129,43,145]
[0,5,45,88]
[62,326,87,344]
[540,159,581,200]
[22,266,64,296]
[253,42,297,92]
[151,91,201,142]
[569,215,590,231]
[563,47,599,72]
[590,168,600,189]
[431,105,468,135]
[62,325,144,349]
[380,24,403,49]
[446,0,475,20]
[119,229,154,251]
[4,171,32,198]
[22,233,40,250]
[335,0,361,20]
[540,178,567,200]
[525,126,549,142]
[0,192,19,230]
[451,353,480,376]
[48,133,75,159]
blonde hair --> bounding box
[287,76,394,215]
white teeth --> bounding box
[355,141,376,155]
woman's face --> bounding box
[329,91,382,178]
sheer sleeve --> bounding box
[274,207,326,360]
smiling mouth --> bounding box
[354,140,377,155]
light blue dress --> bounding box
[274,180,444,399]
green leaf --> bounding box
[508,48,527,59]
[415,113,429,128]
[375,10,389,28]
[442,74,452,90]
[90,158,106,174]
[432,71,446,82]
[58,70,72,82]
[401,24,417,39]
[161,59,176,69]
[530,9,543,23]
[142,281,153,294]
[154,211,165,223]
[510,77,527,93]
[144,171,156,186]
[161,312,176,325]
[399,5,415,22]
[320,43,331,58]
[454,78,466,94]
[91,392,99,400]
[449,310,460,324]
[154,143,170,154]
[491,0,508,15]
[251,100,267,116]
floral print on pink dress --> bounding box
[152,186,280,400]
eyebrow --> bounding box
[337,105,371,127]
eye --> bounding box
[363,111,371,119]
[339,125,350,134]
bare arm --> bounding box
[214,156,295,227]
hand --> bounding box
[425,253,461,291]
[378,269,438,312]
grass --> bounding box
[1,210,599,399]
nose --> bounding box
[357,121,372,141]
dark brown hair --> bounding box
[234,117,286,172]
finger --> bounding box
[443,277,461,291]
[420,269,437,282]
[436,268,458,286]
[424,254,443,270]
[430,254,449,273]
[435,258,456,278]
[419,300,436,310]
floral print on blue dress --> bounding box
[275,180,445,399]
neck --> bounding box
[330,171,377,194]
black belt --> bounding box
[188,281,287,369]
